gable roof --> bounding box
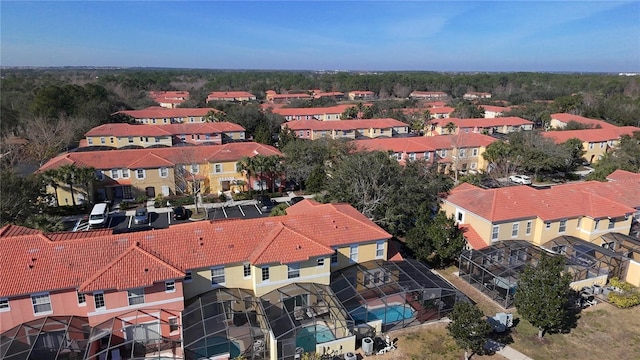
[432,117,532,129]
[115,107,219,119]
[460,224,488,250]
[0,200,391,297]
[207,91,256,99]
[551,113,617,129]
[85,122,244,137]
[283,118,408,131]
[38,142,281,172]
[445,181,638,223]
[607,169,640,183]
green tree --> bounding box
[515,253,572,338]
[236,156,257,196]
[270,203,289,216]
[560,138,586,173]
[277,125,297,149]
[447,301,492,360]
[340,106,359,120]
[1,171,50,228]
[444,121,457,135]
[406,211,465,268]
[41,169,62,206]
[254,123,273,145]
[305,166,327,193]
[58,164,79,206]
[74,166,98,204]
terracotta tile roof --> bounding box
[0,225,41,237]
[283,118,408,131]
[541,126,640,144]
[272,104,355,117]
[445,181,638,223]
[425,133,497,149]
[432,117,532,128]
[459,224,488,250]
[38,142,281,172]
[551,113,617,129]
[314,92,345,99]
[411,91,448,96]
[85,122,245,137]
[480,105,511,113]
[0,201,390,297]
[606,169,640,183]
[115,107,219,119]
[425,101,446,108]
[387,241,404,262]
[430,106,455,114]
[353,137,437,153]
[207,91,256,99]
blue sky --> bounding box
[1,1,638,72]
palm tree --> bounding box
[74,166,97,205]
[236,156,256,197]
[58,164,78,206]
[41,169,61,206]
[444,121,457,135]
[251,155,270,195]
[264,155,283,192]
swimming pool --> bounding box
[349,304,415,324]
[200,336,241,358]
[296,324,336,352]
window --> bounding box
[512,223,519,237]
[609,219,615,229]
[559,219,567,233]
[155,137,161,143]
[159,167,168,178]
[376,241,385,258]
[31,293,52,314]
[96,170,104,181]
[526,221,532,235]
[123,185,133,200]
[440,149,447,157]
[595,219,600,229]
[128,137,134,144]
[121,169,129,178]
[317,258,325,267]
[100,137,106,145]
[0,298,9,312]
[491,225,499,241]
[169,317,179,332]
[458,149,466,158]
[165,281,176,293]
[127,288,144,305]
[93,292,106,310]
[331,250,338,264]
[261,266,270,281]
[111,169,119,179]
[191,164,199,174]
[88,138,93,145]
[472,148,479,157]
[408,153,416,161]
[544,222,551,229]
[184,271,192,283]
[288,263,300,279]
[211,267,225,285]
[589,143,594,149]
[136,169,145,180]
[424,152,431,160]
[470,162,477,169]
[152,118,157,124]
[600,142,605,148]
[214,164,223,173]
[350,245,358,262]
[457,211,463,222]
[77,292,86,306]
[243,263,251,278]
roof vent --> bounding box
[296,245,302,250]
[144,268,149,272]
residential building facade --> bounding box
[207,91,257,102]
[409,91,448,100]
[114,107,219,124]
[427,117,534,136]
[149,91,190,108]
[463,92,492,100]
[283,119,409,140]
[347,90,376,101]
[541,126,640,164]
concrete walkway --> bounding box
[486,339,533,360]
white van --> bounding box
[89,203,110,228]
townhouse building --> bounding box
[149,91,190,108]
[409,91,448,100]
[541,126,640,164]
[115,107,220,124]
[207,91,257,102]
[353,133,496,173]
[549,113,617,130]
[480,105,511,118]
[38,143,281,204]
[265,90,312,103]
[443,170,640,290]
[463,92,492,100]
[427,117,534,136]
[429,106,455,119]
[271,104,356,122]
[347,90,376,101]
[1,200,460,359]
[283,119,409,140]
[84,122,246,148]
[312,91,345,100]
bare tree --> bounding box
[22,115,77,166]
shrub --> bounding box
[155,195,195,208]
[232,192,252,201]
[610,277,633,292]
[608,291,640,308]
[135,194,147,203]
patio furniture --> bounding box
[313,301,330,317]
[294,306,305,321]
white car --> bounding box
[509,174,532,185]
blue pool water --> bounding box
[349,304,415,324]
[296,324,336,352]
[204,336,241,358]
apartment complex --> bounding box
[463,92,492,100]
[283,119,409,140]
[270,105,356,121]
[207,91,257,102]
[149,91,190,108]
[38,143,281,204]
[347,91,376,101]
[409,91,448,100]
[115,107,219,124]
[541,126,640,164]
[428,117,534,136]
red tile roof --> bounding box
[430,107,456,115]
[446,181,638,223]
[38,142,281,172]
[283,118,408,131]
[353,137,436,153]
[272,104,355,117]
[480,105,511,113]
[432,117,532,129]
[85,122,245,137]
[551,113,617,129]
[207,91,256,100]
[541,126,640,144]
[115,107,219,119]
[0,200,391,297]
[459,224,488,250]
[606,169,640,183]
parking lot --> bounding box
[71,200,291,233]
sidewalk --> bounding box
[485,339,533,360]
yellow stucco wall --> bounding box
[624,260,640,287]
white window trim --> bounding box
[77,291,86,307]
[375,240,385,259]
[168,317,180,334]
[136,169,146,180]
[317,258,325,267]
[559,219,567,233]
[511,223,519,238]
[127,288,145,306]
[159,167,169,178]
[350,245,359,263]
[0,298,9,312]
[211,267,226,287]
[288,263,301,279]
[525,221,532,235]
[165,280,176,293]
[213,163,223,174]
[491,225,499,241]
[31,292,53,316]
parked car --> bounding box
[290,196,305,205]
[256,195,275,212]
[133,208,149,225]
[509,174,532,185]
[172,206,189,220]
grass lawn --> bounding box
[435,266,640,360]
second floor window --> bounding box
[77,292,86,306]
[472,148,479,157]
[214,164,223,173]
[211,267,225,285]
[136,169,145,180]
[94,292,105,310]
[288,263,300,279]
[491,225,499,241]
[317,258,324,267]
[31,293,52,314]
[191,164,199,174]
[512,223,519,237]
[331,250,338,264]
[376,241,385,258]
[526,221,532,235]
[159,167,168,178]
[127,288,144,305]
[111,169,119,179]
[458,149,466,158]
[350,245,358,262]
[559,220,567,233]
[165,281,175,293]
[261,266,270,281]
[243,263,251,277]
